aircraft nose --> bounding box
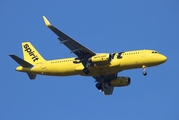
[160,54,167,63]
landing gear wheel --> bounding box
[142,65,147,76]
[96,83,103,91]
[143,71,147,76]
[83,67,90,74]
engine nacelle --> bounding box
[90,54,111,63]
[107,77,131,87]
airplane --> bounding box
[9,16,167,95]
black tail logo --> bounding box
[24,44,39,62]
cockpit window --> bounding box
[152,51,158,54]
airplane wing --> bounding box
[93,73,117,95]
[43,16,96,59]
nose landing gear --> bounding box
[142,65,147,76]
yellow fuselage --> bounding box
[16,50,167,76]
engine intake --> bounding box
[107,77,131,87]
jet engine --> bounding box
[89,54,111,63]
[107,77,131,87]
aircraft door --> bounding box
[140,51,146,57]
[39,62,47,71]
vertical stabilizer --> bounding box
[22,42,45,64]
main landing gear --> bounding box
[83,62,91,74]
[83,67,90,74]
[142,65,147,76]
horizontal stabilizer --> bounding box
[9,54,33,67]
[27,73,36,80]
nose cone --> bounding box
[160,54,167,63]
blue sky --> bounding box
[1,1,179,120]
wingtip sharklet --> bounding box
[43,16,51,27]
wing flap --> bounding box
[103,86,114,95]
